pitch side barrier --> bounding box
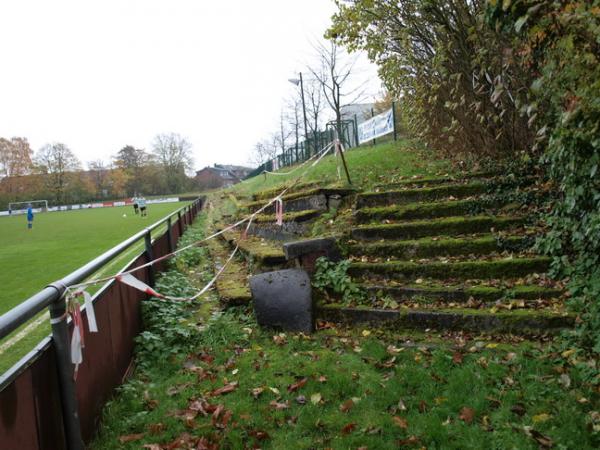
[0,197,204,449]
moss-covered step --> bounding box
[351,215,525,241]
[206,238,252,307]
[316,304,574,335]
[348,235,533,259]
[372,172,498,190]
[362,283,561,303]
[244,187,356,214]
[221,229,288,271]
[354,198,514,223]
[348,257,551,281]
[252,181,316,201]
[356,182,488,208]
[253,209,321,224]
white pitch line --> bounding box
[0,312,49,354]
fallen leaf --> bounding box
[248,429,270,441]
[559,373,571,389]
[287,377,308,393]
[119,433,145,443]
[393,416,408,429]
[296,395,306,405]
[532,413,551,424]
[269,387,280,396]
[310,393,322,405]
[511,403,527,416]
[452,351,464,364]
[362,329,371,337]
[148,422,165,435]
[341,423,357,434]
[340,399,354,413]
[251,387,264,399]
[418,400,428,413]
[317,375,327,383]
[397,435,420,446]
[524,426,553,448]
[210,381,238,397]
[459,407,475,424]
[142,445,161,450]
[269,400,290,410]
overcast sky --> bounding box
[0,0,381,171]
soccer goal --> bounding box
[8,200,49,213]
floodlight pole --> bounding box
[298,73,310,156]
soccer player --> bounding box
[138,196,147,217]
[26,204,34,229]
[132,196,139,215]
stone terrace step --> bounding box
[252,181,315,201]
[362,283,561,303]
[354,198,514,224]
[253,209,321,224]
[373,172,498,190]
[351,215,526,241]
[244,187,355,214]
[206,238,252,307]
[317,305,574,335]
[221,229,287,270]
[348,235,533,259]
[356,182,488,208]
[348,257,551,281]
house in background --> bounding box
[195,164,253,190]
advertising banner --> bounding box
[358,108,394,144]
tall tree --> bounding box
[309,41,364,141]
[113,145,152,196]
[151,133,193,194]
[35,142,81,204]
[88,159,109,198]
[0,137,33,178]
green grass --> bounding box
[91,310,598,450]
[0,201,190,373]
[230,139,452,198]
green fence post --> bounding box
[371,108,376,146]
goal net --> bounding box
[8,200,49,213]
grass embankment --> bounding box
[230,139,452,197]
[0,201,189,373]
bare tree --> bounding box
[88,159,109,198]
[151,133,193,194]
[284,98,303,160]
[36,142,81,203]
[309,41,365,140]
[305,77,325,136]
[248,139,278,167]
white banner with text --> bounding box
[358,108,394,144]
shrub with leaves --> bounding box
[313,257,365,304]
[488,1,600,354]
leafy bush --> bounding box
[491,0,600,354]
[313,257,365,304]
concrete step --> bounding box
[317,304,573,335]
[351,215,526,241]
[348,256,551,281]
[361,283,561,303]
[354,198,517,223]
[245,187,355,214]
[356,182,488,208]
[206,238,252,307]
[221,229,287,271]
[348,235,534,259]
[372,172,498,191]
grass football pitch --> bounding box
[0,201,190,373]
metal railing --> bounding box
[0,198,203,449]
